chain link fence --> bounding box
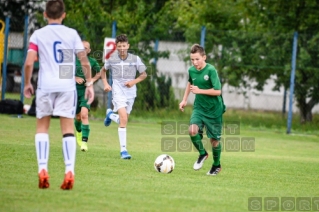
[1,20,319,114]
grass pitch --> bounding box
[0,113,318,212]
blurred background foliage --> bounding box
[1,0,319,123]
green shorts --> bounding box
[190,110,223,140]
[76,88,90,114]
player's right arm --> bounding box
[77,51,91,82]
[179,82,191,112]
[90,59,101,83]
[23,43,37,98]
[77,50,94,104]
[100,66,112,92]
[75,58,85,84]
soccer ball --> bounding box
[154,154,175,174]
[23,104,31,114]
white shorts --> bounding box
[36,89,77,119]
[112,96,135,114]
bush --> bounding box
[134,67,178,112]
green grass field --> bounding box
[0,110,319,212]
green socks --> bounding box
[190,133,221,166]
[190,134,206,155]
[74,120,90,142]
[74,119,82,132]
[82,124,90,142]
[212,142,221,166]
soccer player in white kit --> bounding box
[101,34,147,159]
[23,0,94,190]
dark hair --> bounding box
[116,34,128,44]
[190,44,206,56]
[45,0,65,19]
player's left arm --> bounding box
[124,56,147,88]
[134,71,147,84]
[193,88,221,96]
[192,85,221,96]
[124,71,147,88]
[23,49,37,98]
[24,51,37,85]
[190,69,221,96]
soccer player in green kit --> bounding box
[74,41,101,151]
[179,44,225,175]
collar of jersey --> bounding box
[49,23,61,25]
[118,53,129,61]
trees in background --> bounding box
[250,0,319,123]
[166,0,319,122]
[62,0,177,111]
[0,0,44,33]
[2,0,319,122]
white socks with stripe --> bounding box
[35,133,49,173]
[62,136,76,174]
[35,133,76,175]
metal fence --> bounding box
[1,17,319,117]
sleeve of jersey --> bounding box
[92,59,101,73]
[104,60,111,70]
[188,69,192,84]
[210,69,221,90]
[28,33,38,52]
[136,56,147,73]
[188,72,193,85]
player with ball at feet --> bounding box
[179,44,226,176]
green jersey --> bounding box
[188,63,225,118]
[75,56,100,90]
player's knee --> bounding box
[188,125,198,136]
[80,112,88,121]
[210,139,219,147]
[120,117,128,125]
[75,114,81,121]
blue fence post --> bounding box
[1,16,10,100]
[107,21,116,109]
[112,21,116,38]
[153,39,159,65]
[20,15,29,103]
[200,26,206,48]
[287,32,298,134]
[282,89,287,115]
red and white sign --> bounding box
[103,37,116,62]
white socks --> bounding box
[35,133,49,173]
[118,128,127,152]
[62,136,76,174]
[35,133,76,175]
[110,113,120,124]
